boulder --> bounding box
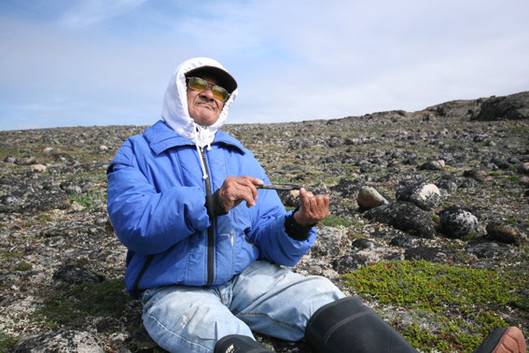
[357,186,389,210]
[396,182,441,210]
[364,202,436,238]
[473,91,529,121]
[486,221,526,245]
[438,206,479,238]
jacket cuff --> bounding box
[206,189,228,218]
[285,209,314,241]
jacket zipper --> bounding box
[199,147,215,286]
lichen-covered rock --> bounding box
[396,182,441,210]
[364,202,436,238]
[419,159,445,171]
[486,221,526,245]
[438,206,479,238]
[332,251,368,274]
[404,246,454,262]
[12,329,104,353]
[473,91,529,121]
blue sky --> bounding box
[1,0,528,131]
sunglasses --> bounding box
[186,77,230,102]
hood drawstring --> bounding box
[193,124,210,180]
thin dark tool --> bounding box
[256,184,302,191]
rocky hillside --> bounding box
[1,91,528,352]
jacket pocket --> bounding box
[215,231,235,282]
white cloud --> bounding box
[60,0,148,28]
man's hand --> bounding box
[218,176,263,211]
[293,188,330,227]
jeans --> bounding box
[140,260,345,353]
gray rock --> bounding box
[518,162,529,175]
[473,91,529,121]
[60,181,83,195]
[332,251,368,274]
[15,156,38,165]
[486,221,526,245]
[357,186,389,210]
[435,175,458,196]
[463,169,492,183]
[439,206,479,238]
[466,240,505,258]
[30,164,47,172]
[12,329,104,353]
[396,182,441,210]
[419,159,445,170]
[364,202,436,238]
[53,264,102,285]
[310,227,343,257]
[404,247,453,262]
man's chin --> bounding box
[193,114,219,126]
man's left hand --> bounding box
[293,188,330,227]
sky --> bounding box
[1,1,529,131]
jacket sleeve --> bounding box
[107,142,210,255]
[245,186,316,267]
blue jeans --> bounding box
[140,260,345,353]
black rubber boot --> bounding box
[472,327,526,353]
[305,296,419,353]
[214,334,274,353]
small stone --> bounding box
[463,169,492,182]
[30,164,47,172]
[3,156,16,163]
[486,221,525,245]
[518,162,529,175]
[357,186,389,210]
[419,159,445,170]
[396,182,441,210]
[16,156,37,165]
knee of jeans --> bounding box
[142,289,253,341]
[302,276,346,315]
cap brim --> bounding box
[185,66,237,93]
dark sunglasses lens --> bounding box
[212,86,229,101]
[188,77,208,91]
[188,77,229,101]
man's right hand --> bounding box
[218,176,264,211]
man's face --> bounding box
[187,75,225,126]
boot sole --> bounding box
[492,327,526,353]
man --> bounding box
[107,57,526,353]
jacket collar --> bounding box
[145,120,245,155]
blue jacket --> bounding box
[107,120,316,297]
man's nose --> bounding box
[199,86,215,100]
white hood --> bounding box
[161,57,238,148]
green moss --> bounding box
[320,215,353,227]
[343,260,527,352]
[16,261,32,271]
[68,192,106,210]
[0,332,18,351]
[0,251,21,260]
[37,279,129,329]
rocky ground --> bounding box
[1,91,528,352]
